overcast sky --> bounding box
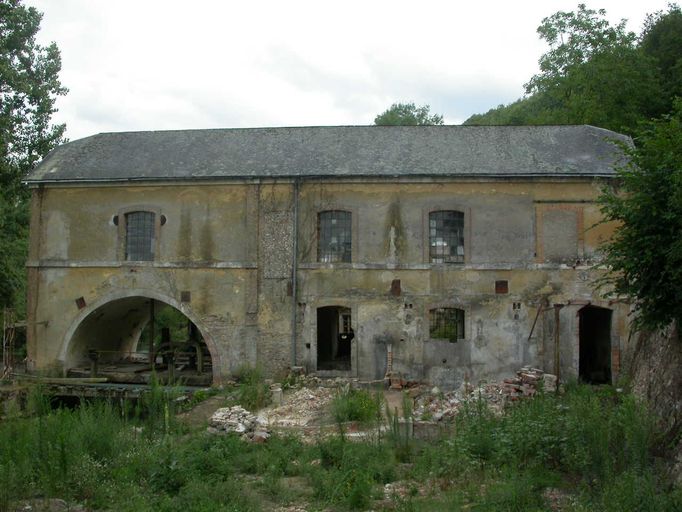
[26,0,671,141]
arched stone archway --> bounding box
[59,290,223,384]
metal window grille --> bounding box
[125,211,155,261]
[429,210,464,263]
[429,307,465,342]
[318,210,352,263]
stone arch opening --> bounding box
[63,295,215,386]
[578,305,612,384]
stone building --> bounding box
[25,125,630,388]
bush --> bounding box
[311,437,395,510]
[331,386,382,424]
[234,365,270,410]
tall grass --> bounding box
[411,382,677,510]
[0,400,129,511]
[331,385,382,425]
[234,365,270,410]
[0,382,679,511]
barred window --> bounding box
[318,210,352,263]
[429,210,464,263]
[125,211,155,261]
[429,307,465,342]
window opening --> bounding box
[429,210,464,263]
[429,307,465,342]
[125,211,155,261]
[318,210,352,263]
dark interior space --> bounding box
[579,306,612,384]
[317,306,352,371]
[66,297,212,385]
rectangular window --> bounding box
[318,210,352,263]
[429,210,464,263]
[429,307,465,342]
[125,211,155,261]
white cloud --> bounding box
[25,0,673,140]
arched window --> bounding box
[318,210,352,263]
[125,211,155,261]
[429,210,464,263]
[429,307,465,342]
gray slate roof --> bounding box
[26,125,630,184]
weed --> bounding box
[474,468,555,511]
[386,391,414,462]
[332,385,382,425]
[234,365,270,410]
[0,381,678,511]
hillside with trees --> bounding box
[465,4,682,136]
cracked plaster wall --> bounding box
[28,179,632,387]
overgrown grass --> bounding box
[234,365,270,410]
[411,384,681,511]
[0,382,680,511]
[332,385,383,425]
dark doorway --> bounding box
[317,306,352,371]
[579,306,612,384]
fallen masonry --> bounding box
[414,367,558,421]
[262,386,335,427]
[207,406,270,442]
[205,367,559,443]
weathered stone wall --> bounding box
[627,323,682,483]
[27,177,632,387]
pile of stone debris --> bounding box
[414,367,558,422]
[207,405,270,443]
[264,386,335,427]
[502,367,558,399]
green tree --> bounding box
[465,4,668,135]
[641,3,682,115]
[374,102,444,126]
[598,101,682,330]
[525,4,636,95]
[0,0,66,312]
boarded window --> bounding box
[318,210,352,263]
[542,209,578,262]
[125,211,155,261]
[429,210,464,263]
[429,307,465,342]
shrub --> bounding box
[331,386,382,424]
[234,365,270,410]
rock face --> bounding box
[628,322,682,484]
[207,406,270,442]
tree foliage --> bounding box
[641,3,682,113]
[524,4,636,95]
[465,4,681,135]
[598,102,682,330]
[374,102,444,126]
[0,0,66,312]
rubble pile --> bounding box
[502,367,558,399]
[207,406,270,442]
[264,386,335,427]
[414,367,558,422]
[413,388,461,422]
